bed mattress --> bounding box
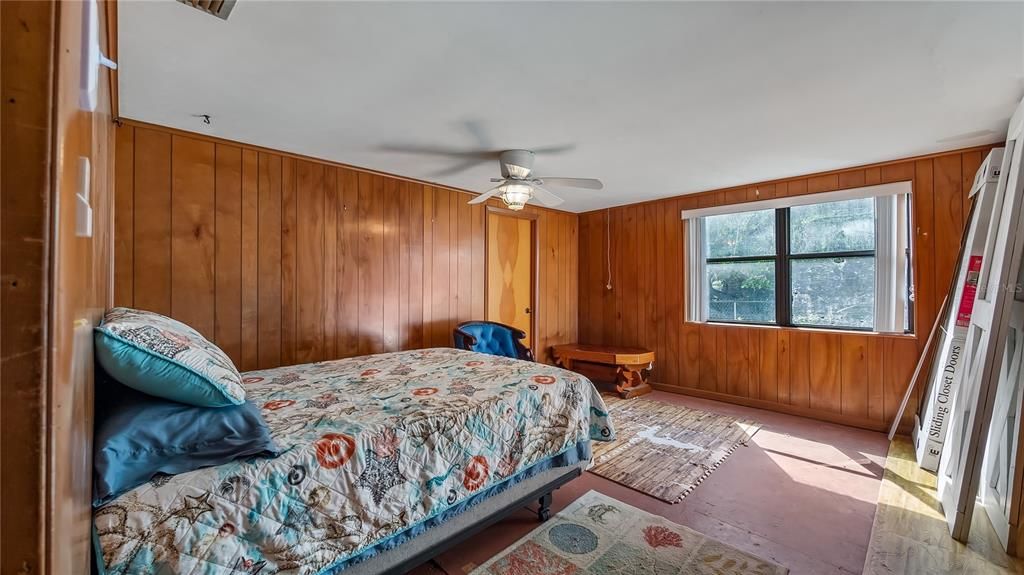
[93,348,613,574]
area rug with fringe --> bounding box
[590,395,762,503]
[470,490,788,574]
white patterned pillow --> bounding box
[94,307,245,407]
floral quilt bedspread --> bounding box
[94,348,614,574]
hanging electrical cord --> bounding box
[606,208,613,290]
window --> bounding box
[685,183,912,333]
[705,209,776,324]
[788,198,876,329]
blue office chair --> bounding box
[453,321,534,361]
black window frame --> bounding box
[705,203,899,332]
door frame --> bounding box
[484,206,539,358]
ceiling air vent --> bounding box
[177,0,236,21]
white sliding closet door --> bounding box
[980,260,1024,550]
[936,97,1024,541]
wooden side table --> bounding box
[551,344,655,399]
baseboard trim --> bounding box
[649,383,902,434]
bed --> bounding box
[93,347,613,574]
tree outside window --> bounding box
[703,198,880,330]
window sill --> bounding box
[684,320,918,339]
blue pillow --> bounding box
[92,373,280,506]
[94,307,245,407]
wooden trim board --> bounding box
[1,2,58,572]
[651,383,891,433]
[2,0,117,572]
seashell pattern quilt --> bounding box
[94,348,614,574]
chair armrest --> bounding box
[518,346,535,362]
[453,328,478,350]
[510,329,534,362]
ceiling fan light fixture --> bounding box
[497,182,533,211]
[465,149,601,210]
[504,163,532,180]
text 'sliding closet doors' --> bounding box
[486,212,535,346]
[937,97,1024,542]
[913,151,1002,470]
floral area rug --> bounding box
[470,490,788,575]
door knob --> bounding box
[525,307,532,314]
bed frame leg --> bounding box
[537,492,552,522]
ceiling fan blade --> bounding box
[530,186,565,208]
[935,129,1001,143]
[531,143,576,155]
[430,158,491,178]
[378,143,501,160]
[461,119,493,149]
[534,177,604,190]
[467,187,502,205]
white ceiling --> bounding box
[120,1,1024,213]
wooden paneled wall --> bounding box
[578,146,995,431]
[113,121,578,369]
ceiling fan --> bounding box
[468,149,603,210]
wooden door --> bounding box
[487,210,536,347]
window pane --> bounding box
[707,260,776,323]
[790,198,875,254]
[705,209,775,258]
[791,256,875,328]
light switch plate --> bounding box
[76,157,92,238]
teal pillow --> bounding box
[94,307,245,407]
